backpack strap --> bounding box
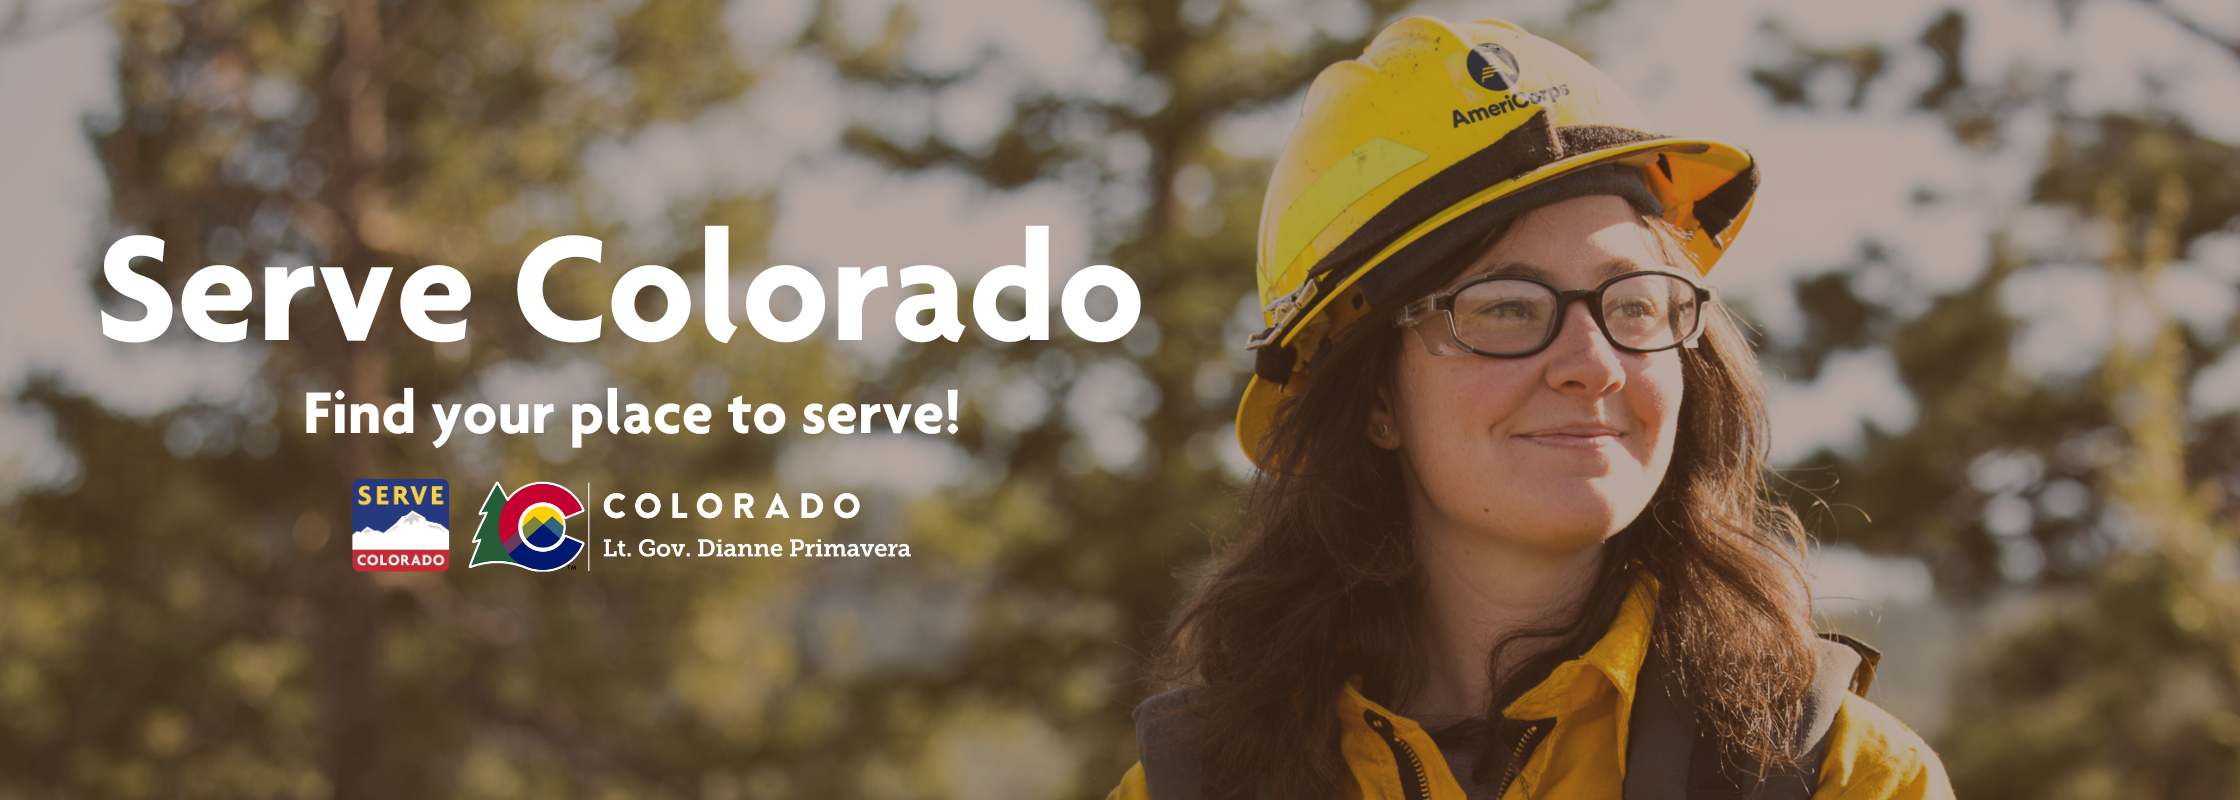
[1624,633,1880,800]
[1135,687,1207,800]
[1624,643,1698,800]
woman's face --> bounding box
[1373,194,1687,558]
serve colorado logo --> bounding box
[351,479,450,571]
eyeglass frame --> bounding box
[1391,269,1719,358]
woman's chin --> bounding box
[1503,481,1654,539]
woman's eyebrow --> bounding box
[1597,258,1648,279]
[1473,258,1652,281]
[1480,261,1551,279]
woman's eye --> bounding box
[1472,300,1539,320]
[1607,297,1658,319]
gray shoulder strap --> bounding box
[1801,633,1878,749]
[1135,687,1205,800]
[1624,634,1878,800]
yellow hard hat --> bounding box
[1236,16,1760,469]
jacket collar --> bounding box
[1339,576,1656,717]
[1504,576,1655,721]
[1332,576,1659,799]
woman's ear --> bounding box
[1369,384,1402,450]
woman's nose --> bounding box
[1543,297,1626,396]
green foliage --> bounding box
[1935,121,2240,799]
[1753,6,2240,795]
[804,0,1445,790]
[0,0,850,797]
[1759,11,2240,593]
[7,0,1493,795]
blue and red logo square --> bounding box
[351,479,450,572]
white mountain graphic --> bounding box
[351,510,450,551]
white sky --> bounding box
[2,0,2237,499]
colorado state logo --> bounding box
[352,479,450,572]
[468,482,586,572]
[1465,42,1522,92]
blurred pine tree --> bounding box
[0,0,863,797]
[1934,121,2240,799]
[801,0,1472,791]
[1751,6,2240,796]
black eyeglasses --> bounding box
[1392,270,1717,358]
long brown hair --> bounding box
[1159,213,1818,798]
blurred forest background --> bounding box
[0,0,2236,797]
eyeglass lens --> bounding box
[1447,274,1700,355]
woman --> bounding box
[1107,16,1950,800]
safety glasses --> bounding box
[1392,270,1717,357]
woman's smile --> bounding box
[1514,423,1626,451]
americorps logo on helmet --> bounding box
[1449,84,1572,129]
[1464,42,1521,91]
[1441,40,1569,129]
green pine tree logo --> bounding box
[468,482,513,567]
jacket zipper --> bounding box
[1492,719,1553,800]
[1362,709,1432,800]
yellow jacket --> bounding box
[1106,581,1951,800]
